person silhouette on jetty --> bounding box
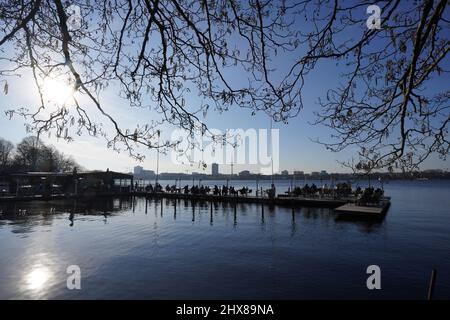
[268,184,276,199]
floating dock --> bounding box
[334,201,391,217]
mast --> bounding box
[156,130,160,186]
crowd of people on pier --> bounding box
[290,182,353,198]
[288,183,384,203]
[135,181,384,203]
[138,182,255,197]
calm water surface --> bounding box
[0,180,449,299]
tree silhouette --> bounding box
[0,0,448,171]
[0,136,80,173]
[0,137,14,171]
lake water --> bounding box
[0,179,449,299]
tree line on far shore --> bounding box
[0,136,80,175]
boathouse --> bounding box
[1,170,133,197]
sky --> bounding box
[0,1,448,175]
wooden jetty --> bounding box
[0,190,348,208]
[133,192,348,208]
[0,191,391,219]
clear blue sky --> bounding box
[0,2,448,174]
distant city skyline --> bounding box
[130,164,333,176]
[0,126,448,175]
[129,165,448,177]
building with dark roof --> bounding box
[2,170,133,197]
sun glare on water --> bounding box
[25,266,51,291]
[42,77,74,105]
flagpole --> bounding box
[270,116,274,185]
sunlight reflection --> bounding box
[25,265,52,291]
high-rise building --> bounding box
[134,166,143,175]
[311,171,320,177]
[239,170,251,177]
[133,166,155,178]
[211,163,219,175]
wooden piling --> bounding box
[427,269,437,300]
[261,204,265,223]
